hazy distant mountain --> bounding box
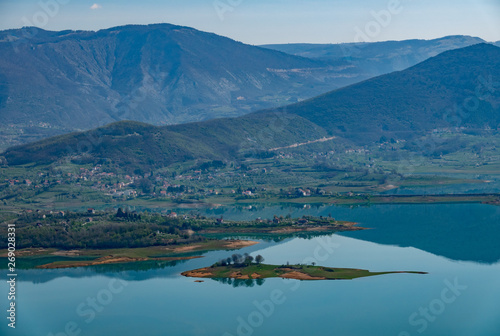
[262,35,485,75]
[0,26,488,151]
[3,44,499,169]
[0,24,364,149]
[268,43,500,142]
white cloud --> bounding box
[90,3,102,10]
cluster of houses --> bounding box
[21,207,105,226]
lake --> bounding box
[1,203,499,336]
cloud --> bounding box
[90,3,102,10]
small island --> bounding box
[182,254,427,281]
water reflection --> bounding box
[0,256,189,272]
[212,277,266,287]
[12,259,191,284]
[204,231,339,243]
[12,239,279,283]
[87,259,187,272]
[196,203,500,264]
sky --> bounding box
[0,0,499,45]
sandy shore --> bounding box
[171,240,258,253]
[280,271,325,280]
[181,268,214,278]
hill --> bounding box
[262,35,485,75]
[1,113,332,171]
[0,24,361,149]
[267,43,500,142]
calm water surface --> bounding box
[1,203,499,336]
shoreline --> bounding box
[1,239,260,270]
[37,255,202,269]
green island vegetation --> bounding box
[0,209,359,250]
[182,253,427,281]
[0,209,360,269]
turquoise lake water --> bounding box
[1,203,499,336]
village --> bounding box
[0,146,384,208]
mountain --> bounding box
[266,43,500,142]
[2,43,499,169]
[0,26,488,151]
[262,35,485,76]
[0,24,364,149]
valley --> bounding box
[1,128,498,212]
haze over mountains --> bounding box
[262,35,485,76]
[0,23,363,148]
[3,43,499,171]
[0,24,489,149]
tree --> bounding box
[245,255,254,265]
[116,208,125,218]
[255,255,264,264]
[134,178,153,194]
[232,254,242,265]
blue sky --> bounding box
[0,0,499,44]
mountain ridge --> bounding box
[2,43,499,170]
[0,23,363,149]
[261,35,485,67]
[0,25,492,150]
